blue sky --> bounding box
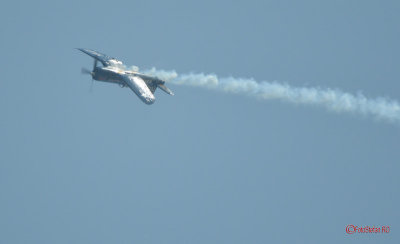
[1,0,399,243]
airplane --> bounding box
[77,48,173,105]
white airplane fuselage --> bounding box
[92,66,155,104]
[78,48,173,105]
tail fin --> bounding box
[157,83,174,96]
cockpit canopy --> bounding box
[109,59,123,66]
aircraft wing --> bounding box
[77,48,123,67]
[136,73,174,96]
[122,74,155,104]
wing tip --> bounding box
[76,48,88,54]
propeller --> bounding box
[81,59,97,92]
[81,67,92,75]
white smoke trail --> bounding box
[145,68,400,123]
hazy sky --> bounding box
[1,0,399,243]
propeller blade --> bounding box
[82,67,95,92]
[93,59,98,70]
[81,67,92,75]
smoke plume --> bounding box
[145,68,400,123]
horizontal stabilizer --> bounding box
[158,84,174,96]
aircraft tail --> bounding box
[157,83,174,96]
